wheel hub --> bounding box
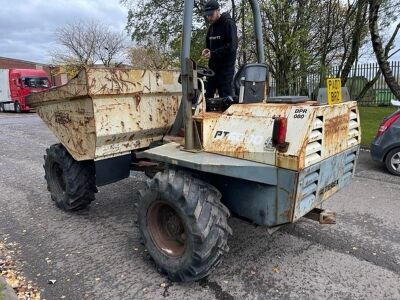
[391,151,400,172]
[147,202,187,258]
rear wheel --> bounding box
[138,169,232,282]
[44,144,98,210]
[385,147,400,176]
[0,103,4,112]
[15,102,21,113]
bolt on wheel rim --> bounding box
[147,202,187,258]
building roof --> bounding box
[0,56,49,67]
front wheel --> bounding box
[138,170,232,282]
[44,144,98,210]
[0,103,4,112]
[385,147,400,176]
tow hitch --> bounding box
[304,208,336,224]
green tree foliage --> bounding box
[122,0,234,67]
[121,0,399,96]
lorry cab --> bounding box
[0,68,51,112]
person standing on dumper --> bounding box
[202,0,238,99]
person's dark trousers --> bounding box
[205,68,235,98]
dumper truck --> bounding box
[0,68,51,112]
[27,0,361,282]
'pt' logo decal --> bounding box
[214,131,229,139]
[214,130,264,145]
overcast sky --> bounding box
[0,0,399,65]
[0,0,129,64]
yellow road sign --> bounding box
[327,78,342,105]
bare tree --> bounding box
[128,44,172,69]
[50,20,127,71]
[97,28,127,67]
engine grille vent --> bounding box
[348,109,360,147]
[305,116,323,166]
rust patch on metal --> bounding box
[324,114,349,156]
[276,154,299,170]
[134,93,141,111]
[54,112,71,125]
[280,192,296,221]
[281,205,293,221]
[298,137,309,170]
[155,72,161,86]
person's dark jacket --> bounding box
[206,12,238,72]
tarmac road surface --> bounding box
[0,113,399,299]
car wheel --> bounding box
[385,147,400,176]
[0,103,4,112]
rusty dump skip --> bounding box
[27,67,181,161]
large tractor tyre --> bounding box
[385,147,400,176]
[138,169,232,282]
[44,144,98,211]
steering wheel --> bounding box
[197,66,215,78]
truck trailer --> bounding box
[0,68,51,112]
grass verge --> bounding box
[358,106,397,147]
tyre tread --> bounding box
[138,169,231,282]
[44,143,97,211]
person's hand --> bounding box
[202,48,211,59]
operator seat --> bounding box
[233,63,268,103]
[206,63,268,111]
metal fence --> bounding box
[269,61,400,106]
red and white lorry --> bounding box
[0,69,51,112]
